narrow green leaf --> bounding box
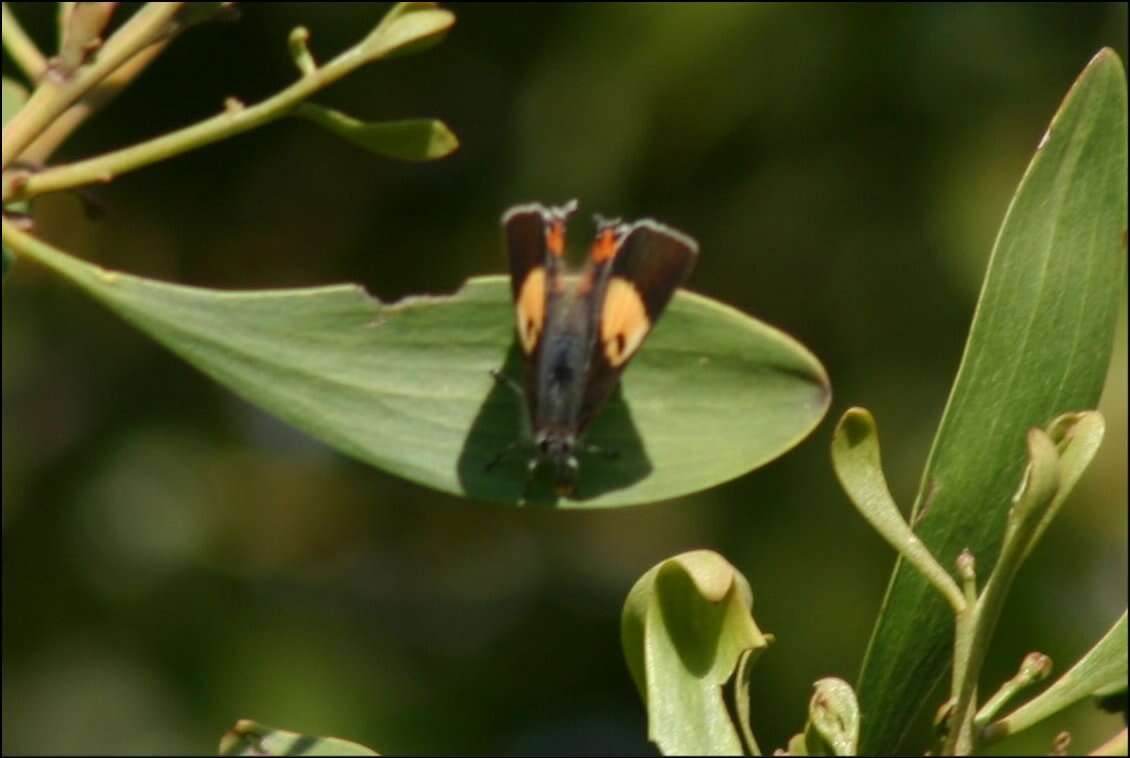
[359,2,455,63]
[807,678,860,757]
[3,222,829,508]
[218,719,378,756]
[622,550,771,755]
[830,408,965,613]
[295,103,458,162]
[858,49,1128,752]
[985,611,1128,740]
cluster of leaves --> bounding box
[619,50,1127,756]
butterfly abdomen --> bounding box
[535,317,590,432]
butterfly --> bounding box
[490,199,698,496]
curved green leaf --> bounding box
[219,720,378,756]
[1022,411,1105,561]
[359,2,455,62]
[985,611,1128,741]
[830,408,964,614]
[858,49,1128,752]
[295,103,458,162]
[807,678,861,756]
[621,550,771,755]
[2,222,829,508]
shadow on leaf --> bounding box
[456,341,652,505]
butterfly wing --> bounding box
[576,218,699,432]
[500,200,577,420]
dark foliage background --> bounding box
[3,3,1126,754]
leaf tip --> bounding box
[834,407,875,448]
[1088,46,1124,72]
[218,719,258,755]
[362,3,456,62]
[667,549,738,602]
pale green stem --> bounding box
[2,3,48,81]
[896,535,968,615]
[943,430,1060,755]
[288,26,317,76]
[19,41,169,168]
[945,505,1053,752]
[946,551,979,754]
[2,3,183,169]
[2,214,88,275]
[974,652,1053,728]
[10,22,383,200]
[58,3,76,49]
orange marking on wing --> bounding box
[601,277,651,367]
[546,222,566,257]
[591,228,618,263]
[516,267,547,354]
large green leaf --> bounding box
[219,720,378,756]
[621,550,772,755]
[2,221,829,508]
[857,49,1127,751]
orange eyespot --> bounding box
[591,228,618,263]
[601,277,650,366]
[546,222,566,256]
[516,267,547,354]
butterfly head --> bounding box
[536,430,579,495]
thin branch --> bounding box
[4,3,455,200]
[1,3,183,169]
[2,3,48,81]
[943,429,1061,755]
[20,40,169,167]
[13,32,378,199]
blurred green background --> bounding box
[3,3,1127,754]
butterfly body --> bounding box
[499,200,698,495]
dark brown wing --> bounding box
[577,218,699,432]
[500,200,577,420]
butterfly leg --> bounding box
[484,438,536,472]
[484,441,517,472]
[488,368,524,398]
